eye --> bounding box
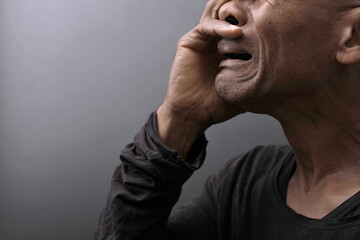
[225,15,239,25]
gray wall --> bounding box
[0,0,287,239]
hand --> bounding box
[157,0,244,158]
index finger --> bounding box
[201,0,230,21]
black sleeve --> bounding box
[94,112,210,240]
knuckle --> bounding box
[193,22,204,32]
[177,34,188,47]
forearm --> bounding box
[95,112,207,240]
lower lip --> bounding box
[219,58,253,68]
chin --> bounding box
[216,70,258,99]
[214,75,275,114]
[215,79,253,108]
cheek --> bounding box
[278,26,336,81]
[256,9,337,81]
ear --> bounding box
[336,9,360,65]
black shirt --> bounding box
[95,113,360,240]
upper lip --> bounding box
[218,40,253,61]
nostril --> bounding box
[225,15,239,25]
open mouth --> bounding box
[224,53,253,61]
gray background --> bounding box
[0,0,287,239]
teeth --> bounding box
[225,53,252,61]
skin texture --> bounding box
[157,0,360,219]
[215,0,341,112]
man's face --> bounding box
[215,0,342,112]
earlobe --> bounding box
[336,15,360,65]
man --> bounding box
[95,0,360,239]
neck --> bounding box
[271,75,360,185]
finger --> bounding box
[180,18,242,51]
[201,0,230,21]
[196,18,242,39]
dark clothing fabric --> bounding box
[95,113,360,240]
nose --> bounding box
[218,1,247,26]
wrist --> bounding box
[156,105,206,159]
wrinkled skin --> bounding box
[157,0,360,219]
[159,0,244,133]
[215,0,342,113]
[159,0,344,130]
[157,0,347,157]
